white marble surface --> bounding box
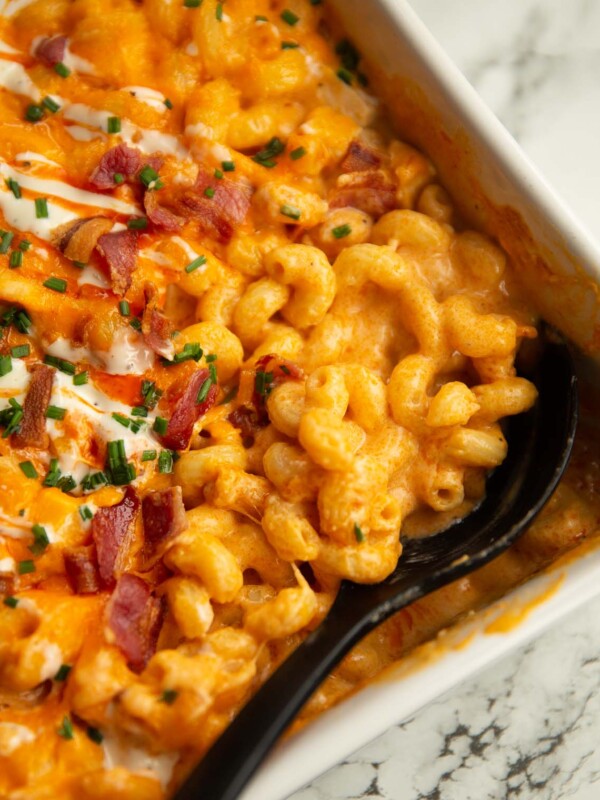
[290,1,600,798]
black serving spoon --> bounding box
[174,335,578,800]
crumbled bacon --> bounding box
[330,171,397,218]
[34,35,67,67]
[89,145,143,191]
[12,364,54,449]
[142,487,187,560]
[64,545,100,594]
[161,368,217,451]
[92,487,140,588]
[142,284,174,360]
[96,230,138,296]
[177,169,252,243]
[340,140,382,172]
[144,190,184,232]
[228,405,264,442]
[52,216,114,264]
[106,574,163,672]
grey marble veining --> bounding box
[289,1,600,798]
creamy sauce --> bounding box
[65,124,105,142]
[0,41,19,55]
[77,265,110,288]
[15,151,61,168]
[0,357,29,397]
[0,556,15,573]
[0,512,30,540]
[47,331,155,376]
[0,60,40,101]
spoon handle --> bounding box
[173,588,377,800]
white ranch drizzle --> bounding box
[15,151,61,168]
[0,555,15,573]
[0,0,37,18]
[0,59,40,101]
[0,723,35,756]
[102,731,179,789]
[46,329,155,376]
[65,124,105,142]
[0,41,19,55]
[122,85,167,114]
[64,103,188,158]
[0,356,29,396]
[77,265,109,288]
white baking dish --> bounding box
[238,1,600,798]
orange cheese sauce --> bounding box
[0,1,593,798]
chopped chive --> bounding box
[141,380,162,410]
[86,726,103,745]
[160,689,179,704]
[10,344,29,358]
[33,521,52,555]
[43,277,67,293]
[2,406,22,437]
[112,412,131,428]
[139,164,161,189]
[164,98,173,110]
[19,240,31,251]
[54,663,71,682]
[281,41,299,49]
[183,0,202,6]
[0,355,12,377]
[43,458,61,487]
[18,559,35,575]
[205,353,217,362]
[6,177,21,198]
[73,371,89,386]
[19,460,37,479]
[280,204,301,220]
[336,39,361,72]
[196,377,213,404]
[25,104,44,123]
[57,716,74,740]
[214,168,223,180]
[79,505,93,521]
[35,198,48,218]
[9,250,23,268]
[222,160,235,172]
[54,62,71,78]
[215,1,223,20]
[310,0,322,4]
[58,475,76,494]
[281,9,299,25]
[253,137,284,168]
[255,370,274,396]
[15,309,31,332]
[204,187,215,198]
[127,217,148,230]
[107,116,121,134]
[332,224,352,239]
[119,300,130,316]
[129,317,142,331]
[153,416,168,435]
[185,255,207,273]
[113,172,125,185]
[290,146,306,160]
[72,261,86,269]
[131,405,148,417]
[337,68,353,85]
[255,15,268,22]
[219,385,238,405]
[46,405,66,420]
[354,522,365,543]
[3,596,18,608]
[42,96,60,114]
[141,449,157,462]
[43,355,76,375]
[158,449,174,474]
[0,231,14,253]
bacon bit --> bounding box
[34,35,67,67]
[106,574,163,672]
[96,230,138,296]
[143,190,184,232]
[330,171,397,218]
[177,169,252,243]
[229,355,303,439]
[141,487,187,560]
[52,217,114,264]
[89,144,143,191]
[12,364,54,449]
[340,140,382,172]
[92,487,140,589]
[142,284,174,360]
[161,368,217,451]
[64,545,100,594]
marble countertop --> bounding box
[290,1,600,798]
